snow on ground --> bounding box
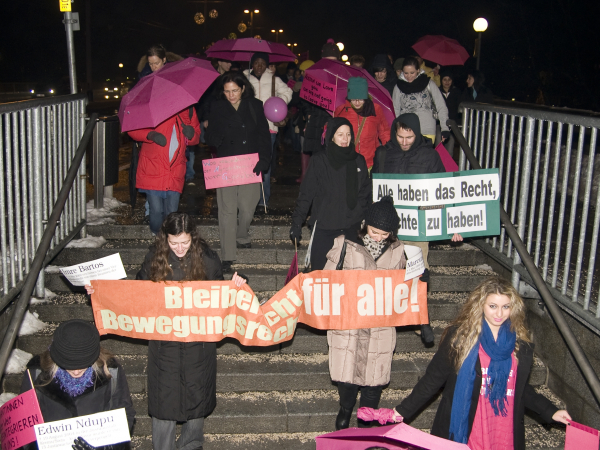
[0,393,17,407]
[30,288,58,305]
[66,235,107,248]
[18,311,48,336]
[86,197,126,225]
[474,264,494,272]
[5,348,32,374]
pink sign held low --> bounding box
[300,73,337,114]
[202,154,261,190]
[0,389,44,449]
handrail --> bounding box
[0,113,98,375]
[0,94,87,114]
[448,118,600,404]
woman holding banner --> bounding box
[20,319,135,449]
[323,196,405,430]
[290,117,372,270]
[388,277,571,450]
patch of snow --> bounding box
[18,311,48,336]
[86,198,126,226]
[30,288,58,305]
[65,235,107,249]
[44,265,62,274]
[0,393,17,407]
[474,264,494,271]
[5,348,32,374]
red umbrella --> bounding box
[205,38,297,62]
[412,35,470,66]
[118,58,219,132]
[301,59,395,126]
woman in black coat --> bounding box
[390,277,570,450]
[206,71,272,273]
[20,319,135,450]
[290,117,372,270]
[460,70,494,104]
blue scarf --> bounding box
[448,320,516,443]
[55,367,95,397]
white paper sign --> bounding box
[59,253,127,286]
[404,245,425,281]
[34,408,130,450]
[396,208,420,237]
[425,209,442,236]
[446,204,487,233]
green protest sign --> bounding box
[372,169,501,241]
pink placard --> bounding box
[435,142,459,172]
[0,389,44,449]
[202,154,261,190]
[565,421,599,450]
[300,73,336,113]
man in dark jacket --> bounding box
[370,54,398,97]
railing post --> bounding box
[93,116,104,209]
[32,107,45,298]
[459,107,469,171]
[511,117,536,290]
[79,100,88,238]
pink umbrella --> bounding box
[412,35,470,66]
[205,38,297,62]
[118,58,219,132]
[300,59,395,126]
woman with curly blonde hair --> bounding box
[390,277,571,450]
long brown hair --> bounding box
[35,348,115,387]
[149,212,208,282]
[442,276,531,372]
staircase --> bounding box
[2,220,567,449]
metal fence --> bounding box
[0,94,87,307]
[460,102,600,332]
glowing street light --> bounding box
[341,55,348,62]
[244,9,260,36]
[336,42,344,52]
[271,29,283,43]
[473,18,488,70]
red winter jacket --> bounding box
[128,108,200,193]
[334,101,390,168]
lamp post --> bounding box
[473,17,488,70]
[271,29,283,43]
[244,9,259,37]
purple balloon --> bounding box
[263,97,288,123]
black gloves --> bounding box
[420,268,430,283]
[182,124,195,139]
[72,437,96,450]
[253,160,269,176]
[441,131,451,141]
[147,131,167,147]
[290,224,302,243]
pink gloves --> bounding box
[357,407,403,425]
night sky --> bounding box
[1,0,599,109]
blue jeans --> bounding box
[146,191,180,234]
[259,133,277,207]
[185,147,195,181]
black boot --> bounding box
[420,324,435,347]
[335,406,353,430]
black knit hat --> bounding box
[364,196,400,232]
[251,52,269,67]
[321,39,340,59]
[50,319,100,370]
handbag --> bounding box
[271,75,289,127]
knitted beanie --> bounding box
[347,77,368,100]
[321,39,340,59]
[50,319,101,370]
[364,196,400,232]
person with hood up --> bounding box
[393,57,450,145]
[461,70,494,104]
[333,77,390,170]
[370,54,398,97]
[20,319,135,450]
[244,52,293,209]
[324,196,406,430]
[290,117,371,270]
[372,113,462,345]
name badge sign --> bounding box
[34,408,130,450]
[373,169,501,241]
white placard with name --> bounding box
[59,253,127,286]
[404,245,425,281]
[34,408,130,450]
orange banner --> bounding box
[91,270,428,346]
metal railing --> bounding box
[0,94,88,311]
[459,103,600,332]
[449,117,600,406]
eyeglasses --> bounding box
[224,88,241,95]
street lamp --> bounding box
[336,42,344,52]
[473,18,488,70]
[271,29,283,43]
[244,9,260,37]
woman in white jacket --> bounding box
[245,52,293,208]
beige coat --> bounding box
[324,235,406,386]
